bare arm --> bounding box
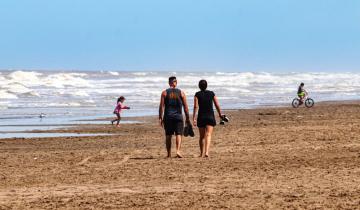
[158,91,166,126]
[193,96,198,126]
[181,91,190,123]
[213,96,222,118]
[121,104,130,109]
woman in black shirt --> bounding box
[193,80,223,158]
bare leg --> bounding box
[175,135,183,158]
[198,127,206,157]
[111,114,119,125]
[116,114,121,127]
[166,135,172,158]
[204,125,214,157]
[299,96,304,105]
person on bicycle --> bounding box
[297,83,308,104]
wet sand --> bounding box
[1,101,360,209]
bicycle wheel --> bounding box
[305,98,314,108]
[292,98,300,108]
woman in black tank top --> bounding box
[193,80,223,158]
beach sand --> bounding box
[1,102,360,209]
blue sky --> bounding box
[0,0,359,72]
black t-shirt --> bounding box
[195,90,215,118]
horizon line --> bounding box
[1,68,359,73]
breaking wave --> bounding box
[0,70,359,119]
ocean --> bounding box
[1,70,359,134]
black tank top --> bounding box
[195,90,215,118]
[164,88,183,121]
[298,86,304,94]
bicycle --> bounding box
[292,94,314,108]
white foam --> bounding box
[46,102,83,107]
[3,83,33,94]
[216,72,238,75]
[0,75,7,85]
[132,72,148,76]
[44,73,91,88]
[7,71,43,86]
[72,91,90,97]
[23,91,40,97]
[108,71,119,76]
[0,90,17,99]
[57,90,90,97]
[0,101,9,109]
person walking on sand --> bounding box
[159,76,191,158]
[193,80,224,158]
[111,96,130,127]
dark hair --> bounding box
[117,96,125,103]
[168,76,177,83]
[198,80,207,91]
[300,83,304,86]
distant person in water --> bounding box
[159,76,190,158]
[297,83,308,105]
[111,96,130,127]
[193,80,224,158]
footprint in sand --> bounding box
[77,156,93,165]
[118,156,130,164]
[77,150,108,166]
[113,149,142,165]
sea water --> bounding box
[1,70,359,135]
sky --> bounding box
[0,0,359,72]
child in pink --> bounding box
[111,96,130,127]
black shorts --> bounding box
[197,116,216,128]
[164,119,184,135]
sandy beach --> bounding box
[1,101,360,209]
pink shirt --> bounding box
[113,102,129,114]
